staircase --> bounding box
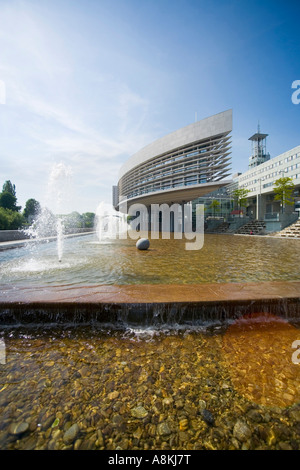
[208,222,230,233]
[276,219,300,238]
[235,220,266,235]
[217,222,231,233]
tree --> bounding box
[0,180,21,212]
[0,207,9,229]
[82,212,95,228]
[23,198,41,222]
[209,200,221,217]
[232,188,250,216]
[0,207,25,230]
[0,191,19,211]
[273,177,295,213]
[2,180,16,197]
[64,211,82,229]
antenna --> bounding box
[195,111,197,123]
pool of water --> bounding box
[0,233,299,451]
[0,317,299,450]
[1,233,300,287]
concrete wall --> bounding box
[0,230,29,242]
[0,228,95,243]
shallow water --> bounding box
[0,234,299,451]
[1,233,300,287]
[0,318,299,450]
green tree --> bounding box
[0,180,21,212]
[64,211,83,229]
[23,198,41,222]
[232,188,250,216]
[0,191,19,211]
[273,177,295,213]
[2,180,16,196]
[82,212,95,228]
[0,207,25,230]
[0,207,9,229]
[209,200,221,217]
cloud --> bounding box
[0,2,156,212]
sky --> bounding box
[0,0,299,214]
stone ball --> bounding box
[136,238,150,250]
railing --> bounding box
[264,213,279,221]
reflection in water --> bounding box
[0,322,299,450]
[0,233,300,287]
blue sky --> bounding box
[0,0,299,213]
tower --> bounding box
[248,124,270,169]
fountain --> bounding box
[56,217,64,263]
[23,162,72,263]
[95,201,128,243]
[0,170,300,451]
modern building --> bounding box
[112,185,119,209]
[248,125,270,169]
[115,110,233,212]
[238,143,300,223]
[114,109,299,234]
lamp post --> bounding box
[256,178,262,220]
[280,170,286,213]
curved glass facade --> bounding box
[117,110,232,207]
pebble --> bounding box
[131,406,148,419]
[1,326,299,451]
[41,415,56,431]
[63,423,80,444]
[198,399,206,410]
[233,419,252,443]
[108,391,119,400]
[247,408,263,422]
[201,409,215,426]
[157,422,171,436]
[9,422,29,435]
[179,418,189,431]
[278,441,293,451]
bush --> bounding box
[0,208,25,230]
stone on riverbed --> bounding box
[9,421,29,435]
[63,423,80,444]
[131,406,148,418]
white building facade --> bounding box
[238,144,300,224]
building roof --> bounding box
[119,109,233,179]
[248,132,268,141]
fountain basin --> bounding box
[1,232,300,324]
[0,234,299,451]
[0,281,299,325]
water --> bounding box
[0,320,299,450]
[95,202,128,242]
[1,233,300,287]
[22,162,73,264]
[0,233,300,450]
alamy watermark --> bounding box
[0,79,6,105]
[99,201,205,251]
[292,340,300,364]
[291,80,300,105]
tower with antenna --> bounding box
[248,123,270,169]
